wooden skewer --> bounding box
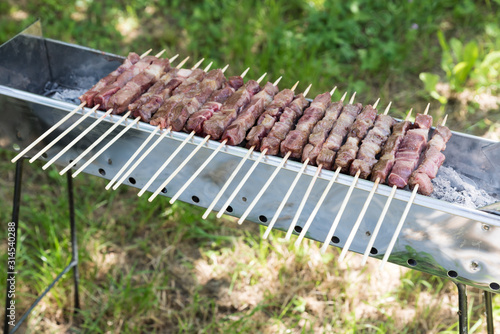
[168,72,279,205]
[423,103,430,115]
[113,128,171,190]
[337,102,392,261]
[72,117,141,177]
[216,148,268,218]
[169,54,179,63]
[285,162,322,241]
[41,108,114,169]
[360,108,412,266]
[192,58,205,69]
[154,49,166,58]
[295,167,341,246]
[286,91,349,245]
[140,49,153,58]
[202,146,255,219]
[291,81,299,91]
[106,126,160,189]
[320,169,361,253]
[148,134,211,202]
[58,111,132,174]
[203,61,213,72]
[379,184,418,270]
[237,151,291,224]
[262,158,308,239]
[28,105,100,163]
[137,130,195,197]
[106,56,193,189]
[11,102,86,163]
[378,109,442,270]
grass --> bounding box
[1,0,500,333]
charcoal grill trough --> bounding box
[1,21,499,333]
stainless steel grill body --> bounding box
[1,22,499,293]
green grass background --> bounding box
[1,0,499,333]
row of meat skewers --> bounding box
[11,50,452,268]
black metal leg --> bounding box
[456,283,468,334]
[3,159,24,334]
[67,173,80,313]
[484,291,494,334]
[3,162,80,334]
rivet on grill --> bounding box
[192,195,200,203]
[331,236,340,244]
[42,152,48,159]
[98,168,106,176]
[128,177,136,185]
[370,247,378,255]
[226,206,233,213]
[12,143,20,151]
[108,158,113,165]
[482,224,491,231]
[470,261,480,272]
[490,282,500,291]
[242,197,247,202]
[259,215,267,223]
[407,259,417,267]
[447,270,458,278]
[365,231,371,237]
[294,225,303,233]
[161,187,168,194]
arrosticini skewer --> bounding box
[167,77,292,206]
[147,66,250,203]
[28,50,167,165]
[289,91,355,244]
[318,97,381,254]
[337,102,393,261]
[360,108,413,266]
[379,106,437,270]
[136,65,249,198]
[214,82,313,220]
[106,56,205,190]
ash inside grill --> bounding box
[43,82,87,105]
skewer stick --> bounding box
[360,107,413,265]
[176,56,190,69]
[106,126,160,189]
[169,138,228,204]
[284,163,322,241]
[291,81,299,92]
[154,49,166,58]
[273,76,282,87]
[295,166,341,246]
[72,117,141,177]
[320,169,361,253]
[41,108,114,169]
[11,102,87,163]
[303,84,312,97]
[256,73,267,84]
[203,61,213,72]
[338,177,379,261]
[361,185,397,265]
[169,54,179,63]
[202,146,255,219]
[137,130,195,197]
[29,105,100,163]
[262,159,309,239]
[441,114,448,126]
[112,128,171,190]
[379,184,419,270]
[237,151,291,224]
[240,67,250,79]
[148,134,211,202]
[216,148,268,218]
[423,103,430,115]
[140,49,153,58]
[337,101,392,261]
[58,111,132,174]
[222,64,230,73]
[330,86,337,96]
[373,98,380,109]
[349,92,356,104]
[192,58,205,69]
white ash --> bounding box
[431,166,497,209]
[43,82,87,105]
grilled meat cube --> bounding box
[80,52,140,107]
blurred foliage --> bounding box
[1,0,499,118]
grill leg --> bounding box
[67,173,80,312]
[3,159,24,334]
[456,283,468,334]
[484,291,494,334]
